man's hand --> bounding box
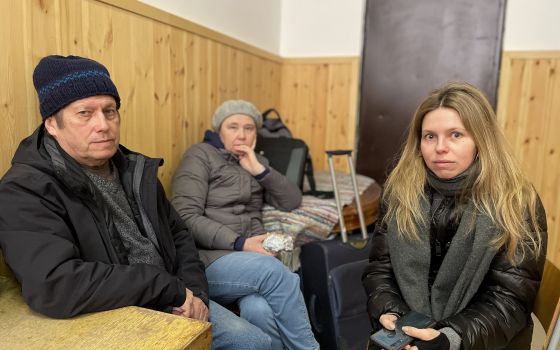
[172,288,209,321]
[243,234,276,256]
[233,144,265,176]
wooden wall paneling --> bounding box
[32,0,63,60]
[278,63,297,131]
[188,34,204,146]
[215,43,229,104]
[194,35,211,139]
[59,0,83,55]
[252,56,266,107]
[262,58,282,110]
[169,28,189,183]
[542,72,560,271]
[242,51,254,99]
[184,32,198,150]
[497,52,560,267]
[1,0,34,173]
[224,44,240,100]
[83,0,114,70]
[325,61,359,170]
[280,64,311,161]
[308,64,329,171]
[513,60,551,184]
[290,64,313,144]
[0,0,302,193]
[108,2,134,145]
[234,48,246,99]
[254,57,266,108]
[225,45,239,99]
[98,0,282,64]
[280,59,359,172]
[242,52,254,103]
[128,11,156,158]
[153,22,173,184]
[207,39,219,124]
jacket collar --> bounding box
[202,129,242,163]
[203,130,225,149]
[12,125,163,198]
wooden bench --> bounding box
[0,253,212,350]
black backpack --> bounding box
[256,109,332,198]
[258,109,293,138]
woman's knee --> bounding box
[239,294,274,322]
[256,255,299,284]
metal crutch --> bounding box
[326,150,368,244]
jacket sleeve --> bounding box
[437,204,548,350]
[0,171,188,319]
[171,146,239,250]
[160,181,209,305]
[257,156,302,211]
[362,203,410,330]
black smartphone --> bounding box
[369,311,436,350]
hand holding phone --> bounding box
[370,311,435,350]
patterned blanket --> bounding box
[262,171,375,270]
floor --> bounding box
[532,313,546,349]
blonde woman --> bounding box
[362,82,547,350]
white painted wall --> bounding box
[140,0,560,56]
[139,0,282,54]
[503,0,560,50]
[279,0,366,57]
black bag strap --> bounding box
[304,156,316,192]
[302,156,333,199]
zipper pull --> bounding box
[435,240,442,257]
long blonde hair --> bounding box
[383,81,543,263]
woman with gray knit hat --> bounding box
[171,100,319,350]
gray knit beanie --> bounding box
[212,100,262,131]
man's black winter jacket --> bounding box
[0,126,208,318]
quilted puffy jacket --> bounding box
[171,142,302,266]
[363,194,547,350]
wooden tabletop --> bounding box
[0,276,212,350]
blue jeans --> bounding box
[209,300,272,350]
[206,252,319,350]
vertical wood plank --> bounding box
[497,52,560,267]
[153,22,173,184]
[280,58,359,172]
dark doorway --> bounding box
[356,0,506,184]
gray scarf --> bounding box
[387,174,498,321]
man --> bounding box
[0,55,270,350]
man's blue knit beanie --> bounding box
[33,55,121,120]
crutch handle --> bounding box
[326,150,352,156]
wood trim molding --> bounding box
[96,0,283,63]
[96,1,362,66]
[502,50,560,59]
[283,56,361,64]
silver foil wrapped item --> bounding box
[263,233,294,253]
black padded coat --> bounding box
[0,126,208,318]
[362,196,547,350]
